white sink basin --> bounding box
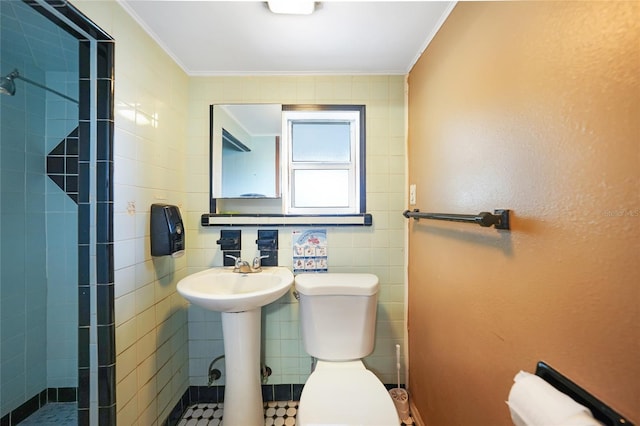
[177,266,294,312]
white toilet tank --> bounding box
[294,273,379,361]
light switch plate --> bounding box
[409,184,416,205]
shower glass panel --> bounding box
[0,0,79,423]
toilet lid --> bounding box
[297,364,400,426]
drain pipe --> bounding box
[261,364,272,383]
[208,355,224,386]
[209,354,272,385]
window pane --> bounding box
[293,170,349,208]
[292,122,351,162]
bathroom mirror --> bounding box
[211,104,282,198]
[207,103,372,226]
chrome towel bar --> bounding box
[403,209,510,230]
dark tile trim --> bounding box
[77,409,90,425]
[96,120,113,162]
[46,127,80,203]
[78,329,90,370]
[97,324,115,365]
[78,368,90,409]
[48,387,79,403]
[93,45,115,426]
[201,213,374,227]
[8,394,39,425]
[98,365,116,408]
[86,25,115,426]
[98,405,116,426]
[161,389,191,426]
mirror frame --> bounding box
[204,104,373,227]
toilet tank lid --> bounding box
[294,273,379,296]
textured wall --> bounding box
[407,2,639,425]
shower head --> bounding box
[0,70,19,96]
[0,69,77,103]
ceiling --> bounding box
[117,1,456,76]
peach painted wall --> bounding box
[407,2,639,425]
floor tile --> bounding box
[18,403,77,426]
[179,401,415,425]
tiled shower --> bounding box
[1,1,115,425]
[0,0,79,420]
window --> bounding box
[281,105,365,214]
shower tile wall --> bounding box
[45,71,79,389]
[0,0,78,418]
[0,65,48,416]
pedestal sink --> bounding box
[177,266,294,426]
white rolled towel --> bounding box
[507,371,603,426]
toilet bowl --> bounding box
[297,360,400,425]
[294,273,400,426]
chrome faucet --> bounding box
[225,254,262,273]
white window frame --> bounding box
[281,107,363,215]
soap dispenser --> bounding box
[150,204,185,257]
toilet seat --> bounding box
[297,361,400,426]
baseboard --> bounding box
[409,397,426,426]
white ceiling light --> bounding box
[267,0,317,15]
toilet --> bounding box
[294,273,400,426]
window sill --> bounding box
[201,213,372,227]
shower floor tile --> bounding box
[179,401,415,425]
[18,402,77,426]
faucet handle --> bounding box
[252,254,269,269]
[225,254,242,268]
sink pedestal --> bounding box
[176,267,294,425]
[221,308,264,425]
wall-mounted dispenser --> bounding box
[150,204,185,258]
